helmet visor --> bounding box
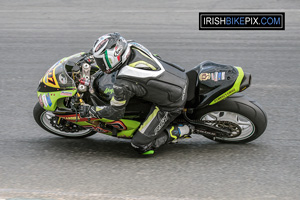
[94,56,109,73]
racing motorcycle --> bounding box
[33,52,267,144]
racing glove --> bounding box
[79,104,105,119]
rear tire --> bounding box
[33,102,96,138]
[193,94,267,143]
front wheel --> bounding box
[193,94,267,143]
[33,102,96,138]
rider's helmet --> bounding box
[92,32,130,74]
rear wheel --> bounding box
[193,94,267,143]
[33,102,96,138]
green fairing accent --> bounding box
[209,67,244,105]
[99,118,114,123]
[56,98,66,108]
[104,50,112,69]
[117,119,141,138]
[117,129,135,138]
[142,150,154,155]
[37,89,77,111]
[71,118,140,138]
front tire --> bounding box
[193,94,267,143]
[33,102,96,138]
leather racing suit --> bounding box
[90,42,188,153]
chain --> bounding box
[193,120,242,138]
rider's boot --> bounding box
[132,124,193,155]
[166,124,193,143]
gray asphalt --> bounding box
[0,0,300,199]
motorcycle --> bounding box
[33,52,267,144]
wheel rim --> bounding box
[200,111,255,141]
[40,111,93,137]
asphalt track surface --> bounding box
[0,0,300,200]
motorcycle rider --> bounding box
[80,32,190,154]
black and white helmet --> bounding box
[92,32,130,74]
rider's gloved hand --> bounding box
[79,104,99,118]
[79,104,91,118]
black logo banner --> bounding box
[199,12,285,30]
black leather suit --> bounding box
[91,42,188,153]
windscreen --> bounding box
[42,61,76,90]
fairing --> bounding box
[37,52,142,138]
[188,61,246,108]
[37,53,85,111]
[54,114,141,138]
